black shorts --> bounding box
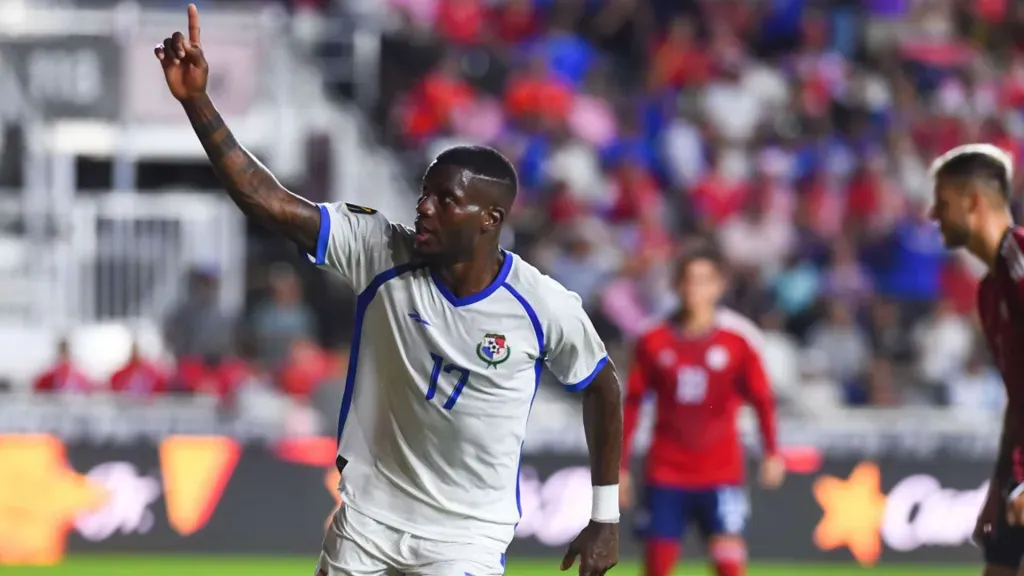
[983,512,1024,568]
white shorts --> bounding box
[315,504,506,576]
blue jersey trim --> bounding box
[337,263,424,444]
[501,282,544,521]
[432,250,514,307]
[563,355,609,392]
[310,203,332,266]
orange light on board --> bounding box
[159,435,240,536]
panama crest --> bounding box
[476,333,511,369]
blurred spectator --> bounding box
[249,263,317,369]
[867,299,913,363]
[795,349,842,416]
[175,354,250,402]
[949,347,1006,417]
[399,55,475,145]
[873,202,946,322]
[717,187,794,278]
[164,266,234,360]
[109,341,170,398]
[436,0,485,46]
[806,300,870,405]
[504,56,574,127]
[701,42,763,143]
[536,219,621,310]
[660,100,706,190]
[758,309,801,405]
[866,357,900,406]
[690,149,750,227]
[821,237,873,311]
[911,300,975,404]
[531,7,595,88]
[491,0,540,46]
[33,338,94,394]
[648,15,710,90]
[770,254,821,337]
[278,339,340,400]
[542,126,609,209]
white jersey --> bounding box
[309,201,608,550]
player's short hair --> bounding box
[675,242,724,280]
[930,143,1013,200]
[430,145,519,205]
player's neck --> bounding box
[676,309,716,337]
[433,249,505,299]
[969,213,1014,269]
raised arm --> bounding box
[181,95,320,250]
[155,4,320,253]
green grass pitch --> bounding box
[0,556,978,575]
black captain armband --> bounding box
[345,203,377,215]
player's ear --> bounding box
[482,206,505,232]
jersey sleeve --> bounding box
[719,309,778,455]
[306,202,412,293]
[736,328,778,455]
[542,288,609,392]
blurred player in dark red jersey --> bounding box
[930,143,1024,576]
[620,246,783,576]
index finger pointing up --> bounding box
[187,3,201,45]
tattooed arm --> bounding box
[155,5,320,254]
[181,95,320,253]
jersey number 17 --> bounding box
[426,352,471,410]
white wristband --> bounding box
[1008,483,1024,503]
[591,484,620,523]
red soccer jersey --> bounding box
[977,227,1024,484]
[622,309,778,488]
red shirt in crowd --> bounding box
[649,31,710,88]
[34,360,94,393]
[691,173,748,226]
[436,0,485,45]
[403,71,475,142]
[175,357,250,399]
[278,341,340,399]
[110,357,170,397]
[491,0,539,45]
[622,310,778,488]
[503,71,573,124]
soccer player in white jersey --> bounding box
[156,6,624,576]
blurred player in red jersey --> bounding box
[620,245,783,576]
[930,143,1024,576]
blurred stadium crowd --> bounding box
[23,0,1020,423]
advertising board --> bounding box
[0,434,994,567]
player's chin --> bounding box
[412,240,443,259]
[940,230,968,250]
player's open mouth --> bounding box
[414,223,437,243]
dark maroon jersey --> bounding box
[978,227,1024,485]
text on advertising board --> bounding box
[813,461,987,566]
[0,435,244,565]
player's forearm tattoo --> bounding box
[582,368,623,486]
[181,94,320,252]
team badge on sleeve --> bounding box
[477,333,511,369]
[344,203,378,215]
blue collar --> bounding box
[431,251,514,307]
